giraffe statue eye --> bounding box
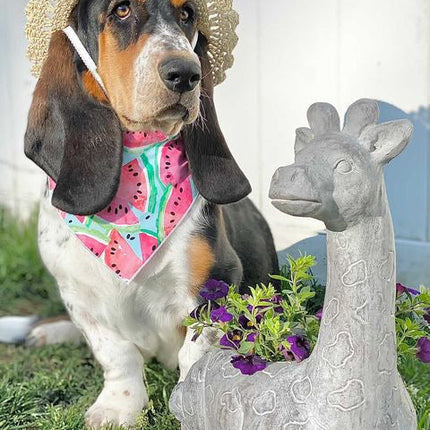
[335,160,353,174]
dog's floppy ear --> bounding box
[25,31,123,215]
[182,35,251,204]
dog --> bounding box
[23,0,278,426]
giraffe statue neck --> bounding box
[313,190,398,387]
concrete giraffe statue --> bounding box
[169,99,417,430]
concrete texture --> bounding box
[169,99,417,430]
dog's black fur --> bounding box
[25,0,278,288]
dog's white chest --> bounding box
[37,190,204,368]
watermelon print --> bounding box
[124,130,167,148]
[49,131,198,281]
[163,179,194,237]
[76,234,107,257]
[105,230,143,279]
[160,138,190,186]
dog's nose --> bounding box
[159,58,201,93]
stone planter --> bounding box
[169,99,417,430]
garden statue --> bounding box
[169,99,417,429]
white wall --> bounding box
[1,0,430,284]
[216,0,430,285]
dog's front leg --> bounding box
[73,313,147,428]
[178,326,220,381]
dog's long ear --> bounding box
[182,35,251,204]
[25,31,123,215]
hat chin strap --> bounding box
[63,26,200,98]
[63,26,107,95]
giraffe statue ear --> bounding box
[343,99,379,137]
[359,119,413,165]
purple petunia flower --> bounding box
[424,308,430,324]
[417,337,430,363]
[316,308,323,321]
[200,279,229,301]
[210,306,233,323]
[220,330,243,349]
[189,303,207,319]
[286,335,311,362]
[238,313,261,329]
[246,332,258,342]
[396,283,420,297]
[231,355,267,375]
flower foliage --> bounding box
[184,256,430,376]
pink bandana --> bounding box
[49,131,198,282]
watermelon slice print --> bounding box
[139,233,159,262]
[105,230,143,279]
[77,234,107,257]
[163,178,194,237]
[124,131,167,149]
[97,159,148,224]
[159,138,190,186]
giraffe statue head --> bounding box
[269,99,413,231]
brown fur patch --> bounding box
[188,237,215,297]
[98,27,149,117]
[170,0,186,7]
[82,70,108,103]
[27,31,75,132]
[178,325,187,339]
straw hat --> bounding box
[25,0,239,86]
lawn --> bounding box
[0,208,429,430]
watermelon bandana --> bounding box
[48,131,199,282]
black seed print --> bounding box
[137,183,142,186]
[134,195,138,200]
[125,207,129,214]
[133,172,138,177]
[112,264,116,267]
[119,205,122,210]
[127,234,130,239]
[107,207,112,213]
[146,215,150,220]
[152,245,157,251]
[137,190,142,194]
[116,270,121,274]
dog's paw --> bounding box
[26,320,82,347]
[85,385,148,428]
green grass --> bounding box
[0,208,429,429]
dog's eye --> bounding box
[335,159,353,174]
[180,5,194,24]
[113,2,131,19]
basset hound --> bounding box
[23,0,278,426]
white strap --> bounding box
[191,32,199,50]
[63,26,107,95]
